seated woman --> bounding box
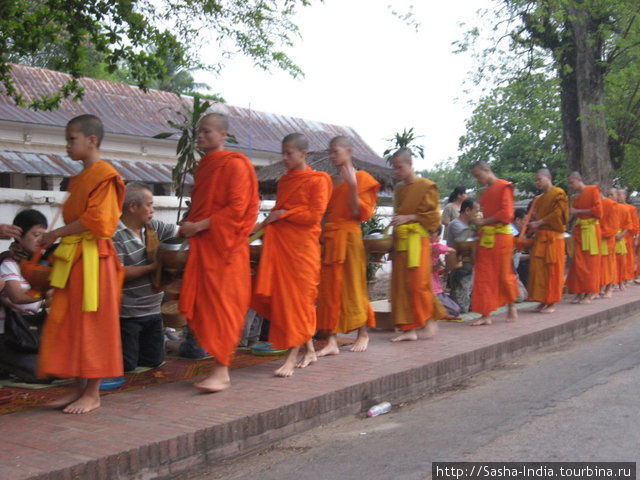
[0,209,49,382]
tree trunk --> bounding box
[568,7,613,189]
[557,37,583,177]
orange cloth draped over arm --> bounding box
[179,152,259,366]
[317,171,380,333]
[38,161,125,378]
[391,178,445,330]
[566,185,603,294]
[471,179,518,316]
[252,166,331,350]
[527,187,568,304]
[599,197,619,287]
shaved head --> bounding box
[200,112,229,131]
[537,168,552,180]
[67,114,104,146]
[329,135,353,149]
[568,171,582,181]
[391,148,412,165]
[282,132,309,150]
[471,160,491,172]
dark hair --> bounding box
[514,208,527,220]
[460,198,475,213]
[67,114,105,146]
[13,209,48,237]
[447,186,466,204]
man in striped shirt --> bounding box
[112,182,178,372]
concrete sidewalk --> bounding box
[3,287,640,480]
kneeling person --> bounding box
[113,182,178,372]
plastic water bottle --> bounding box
[367,402,392,417]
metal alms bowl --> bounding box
[157,237,189,271]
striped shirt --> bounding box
[113,219,179,318]
[0,258,44,333]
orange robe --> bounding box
[471,179,518,316]
[616,203,632,284]
[391,177,444,330]
[252,165,331,350]
[567,185,602,294]
[599,197,619,287]
[624,204,638,280]
[316,171,380,334]
[179,151,259,367]
[38,160,124,378]
[528,186,568,304]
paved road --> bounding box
[178,316,640,480]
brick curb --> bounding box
[25,297,640,480]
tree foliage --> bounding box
[457,72,566,194]
[0,0,313,110]
[383,128,425,164]
[456,0,640,190]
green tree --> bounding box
[383,128,425,164]
[457,72,566,194]
[457,0,640,189]
[1,0,314,110]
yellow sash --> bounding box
[322,221,361,264]
[479,223,512,249]
[576,218,599,255]
[615,230,628,254]
[395,223,427,268]
[49,232,102,312]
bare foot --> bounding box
[349,327,369,352]
[317,335,340,357]
[603,289,613,299]
[194,364,230,392]
[47,387,83,409]
[62,379,101,414]
[471,316,492,326]
[634,278,640,285]
[506,303,518,322]
[540,304,555,314]
[578,297,592,304]
[296,350,317,368]
[418,320,438,339]
[533,303,545,312]
[391,330,418,342]
[63,394,101,414]
[619,283,626,291]
[275,347,299,377]
[570,294,582,304]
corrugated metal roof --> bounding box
[0,150,180,185]
[2,64,385,167]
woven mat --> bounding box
[0,337,354,415]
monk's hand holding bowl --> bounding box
[391,214,415,226]
[528,220,542,232]
[265,209,286,225]
[39,230,59,249]
[179,221,201,238]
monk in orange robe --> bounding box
[388,149,444,341]
[526,169,568,314]
[566,172,603,303]
[619,189,638,282]
[607,188,630,289]
[469,161,518,325]
[252,133,331,376]
[599,191,620,298]
[316,136,380,356]
[179,113,259,392]
[38,114,124,414]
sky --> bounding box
[196,0,492,171]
